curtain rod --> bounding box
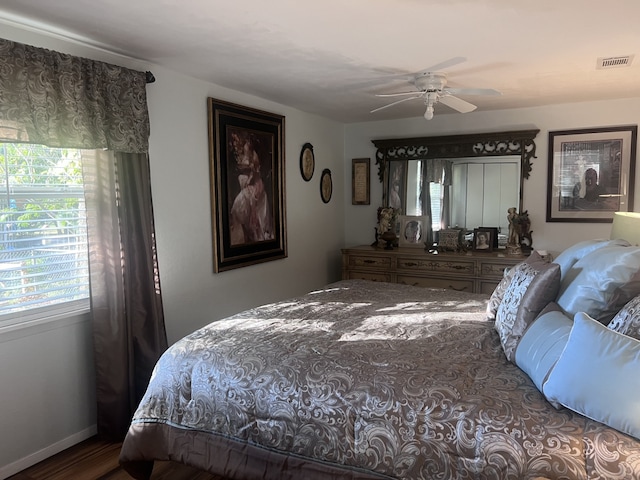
[0,14,156,82]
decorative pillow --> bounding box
[486,268,516,321]
[486,251,549,321]
[495,260,561,362]
[555,245,640,323]
[553,238,630,284]
[608,294,640,340]
[514,305,573,392]
[543,312,640,440]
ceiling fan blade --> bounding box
[411,57,467,76]
[370,95,423,113]
[376,91,425,98]
[445,87,502,96]
[439,95,477,113]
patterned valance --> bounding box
[0,38,149,153]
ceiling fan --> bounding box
[370,58,501,120]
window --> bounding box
[429,182,443,231]
[0,143,89,321]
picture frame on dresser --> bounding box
[473,228,494,252]
[398,215,429,247]
[547,125,637,223]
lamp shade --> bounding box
[610,212,640,246]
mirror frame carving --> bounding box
[372,129,540,214]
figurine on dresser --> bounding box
[507,208,533,255]
[373,207,399,249]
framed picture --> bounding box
[320,168,332,203]
[300,143,314,181]
[473,228,494,252]
[398,215,429,247]
[547,125,637,222]
[352,158,370,205]
[207,97,287,272]
[483,226,500,249]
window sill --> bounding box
[0,301,91,343]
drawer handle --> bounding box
[449,285,469,291]
[404,262,418,267]
[363,259,376,264]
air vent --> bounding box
[597,55,634,69]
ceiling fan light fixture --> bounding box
[424,104,434,120]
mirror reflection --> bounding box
[373,130,539,248]
[389,156,521,234]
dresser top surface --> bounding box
[342,244,526,261]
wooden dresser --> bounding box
[342,245,525,294]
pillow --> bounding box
[514,305,573,392]
[495,260,561,362]
[486,267,516,321]
[543,312,640,440]
[555,245,640,323]
[553,238,630,284]
[486,251,549,321]
[608,294,640,340]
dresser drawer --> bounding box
[396,257,475,276]
[348,255,392,270]
[342,245,524,295]
[397,275,474,292]
[479,260,519,278]
[346,271,392,283]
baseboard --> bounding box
[0,425,97,480]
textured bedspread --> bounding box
[120,280,640,479]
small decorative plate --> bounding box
[300,143,315,181]
[320,168,332,203]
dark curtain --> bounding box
[0,37,166,440]
[421,159,453,243]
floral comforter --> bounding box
[120,280,640,480]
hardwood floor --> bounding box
[8,436,225,480]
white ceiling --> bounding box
[1,0,640,123]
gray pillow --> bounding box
[495,260,561,362]
[555,245,640,323]
[608,294,640,340]
[486,251,548,321]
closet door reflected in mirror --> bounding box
[450,156,520,232]
[386,156,521,233]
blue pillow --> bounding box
[514,307,573,392]
[543,312,640,440]
[555,245,640,323]
[553,239,629,284]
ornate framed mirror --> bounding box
[372,129,539,235]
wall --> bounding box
[0,23,346,477]
[3,16,640,479]
[146,66,346,343]
[344,99,640,257]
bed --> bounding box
[120,226,640,479]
